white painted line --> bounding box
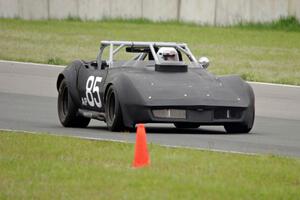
[0,128,129,143]
[161,143,258,156]
[0,60,65,68]
[248,81,300,88]
[0,128,41,135]
[1,59,299,88]
[0,128,258,156]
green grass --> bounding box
[236,17,300,32]
[0,131,300,199]
[0,18,300,85]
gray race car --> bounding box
[57,41,255,133]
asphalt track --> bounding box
[1,60,300,157]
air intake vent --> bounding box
[155,63,187,72]
[214,108,243,120]
[152,109,186,119]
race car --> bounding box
[57,41,255,133]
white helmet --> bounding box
[157,47,179,62]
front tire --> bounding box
[105,86,124,132]
[57,79,90,127]
[224,83,255,134]
[224,105,255,134]
[224,123,252,134]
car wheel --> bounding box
[174,122,200,129]
[105,86,124,132]
[57,79,90,127]
[224,105,255,134]
[224,123,251,134]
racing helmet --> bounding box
[157,47,179,62]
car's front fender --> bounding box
[56,60,83,107]
[219,75,255,108]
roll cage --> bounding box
[96,41,199,68]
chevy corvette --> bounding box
[57,41,255,133]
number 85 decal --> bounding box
[85,76,102,108]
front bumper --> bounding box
[122,104,247,127]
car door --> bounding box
[77,63,108,112]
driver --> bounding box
[157,47,179,62]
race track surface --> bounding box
[1,60,300,157]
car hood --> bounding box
[116,66,250,107]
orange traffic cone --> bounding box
[132,124,150,168]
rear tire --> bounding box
[105,86,125,132]
[57,79,90,127]
[174,122,200,129]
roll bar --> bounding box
[96,40,198,67]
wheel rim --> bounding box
[108,91,115,122]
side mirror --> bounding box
[199,57,210,69]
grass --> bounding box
[0,131,300,199]
[236,17,300,32]
[0,18,300,85]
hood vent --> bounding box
[155,63,188,72]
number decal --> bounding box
[93,77,102,108]
[85,76,103,108]
[86,76,95,107]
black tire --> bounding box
[174,122,200,129]
[57,79,90,127]
[224,123,251,134]
[224,105,255,134]
[224,83,255,134]
[105,86,124,132]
